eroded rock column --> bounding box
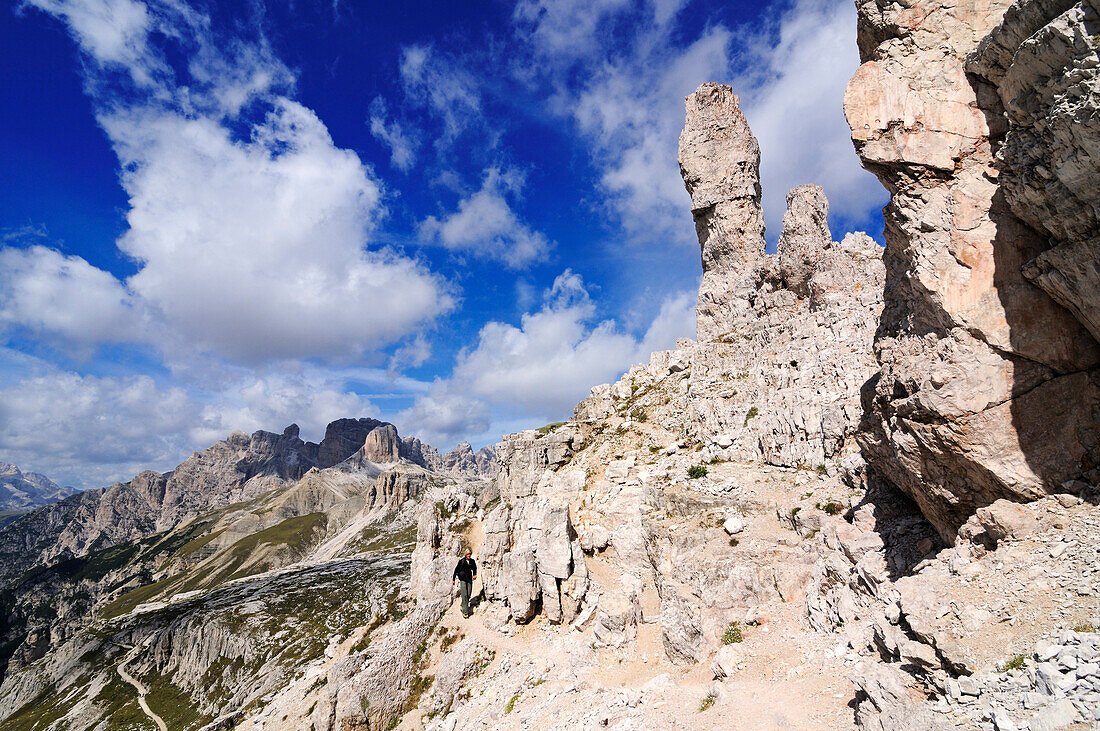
[678,82,765,341]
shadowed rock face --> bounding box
[969,0,1100,344]
[845,0,1100,539]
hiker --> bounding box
[452,548,477,618]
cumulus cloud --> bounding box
[388,334,431,373]
[434,271,693,419]
[395,388,491,449]
[419,168,552,268]
[570,26,733,243]
[397,272,694,447]
[735,0,887,236]
[9,0,455,364]
[190,369,380,448]
[0,349,202,487]
[0,246,144,351]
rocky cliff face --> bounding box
[846,0,1100,539]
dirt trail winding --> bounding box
[117,645,168,731]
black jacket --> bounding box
[453,557,477,583]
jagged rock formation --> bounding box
[0,462,75,512]
[0,418,462,586]
[845,0,1100,540]
[440,441,497,479]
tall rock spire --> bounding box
[678,83,765,341]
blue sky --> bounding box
[0,0,887,488]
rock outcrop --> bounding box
[846,0,1100,539]
[440,441,498,479]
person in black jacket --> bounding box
[452,548,477,618]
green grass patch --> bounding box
[743,406,759,426]
[536,422,566,435]
[699,693,716,711]
[144,672,213,730]
[100,575,181,619]
[629,408,647,422]
[722,621,743,644]
[999,654,1027,673]
[92,675,160,729]
[687,465,708,479]
[348,523,418,554]
[1074,622,1098,633]
[505,691,521,714]
[0,510,26,530]
[173,528,224,558]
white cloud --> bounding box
[12,0,456,363]
[398,272,694,446]
[571,26,733,243]
[419,168,552,268]
[395,388,491,449]
[450,270,692,417]
[513,0,633,63]
[368,96,419,172]
[0,350,393,488]
[735,0,887,235]
[191,369,379,448]
[388,334,431,373]
[29,0,160,85]
[0,246,144,351]
[636,290,696,356]
[517,0,884,244]
[399,44,482,144]
[107,99,453,361]
[0,350,202,487]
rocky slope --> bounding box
[0,420,492,587]
[0,419,491,729]
[287,81,896,731]
[0,463,76,513]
